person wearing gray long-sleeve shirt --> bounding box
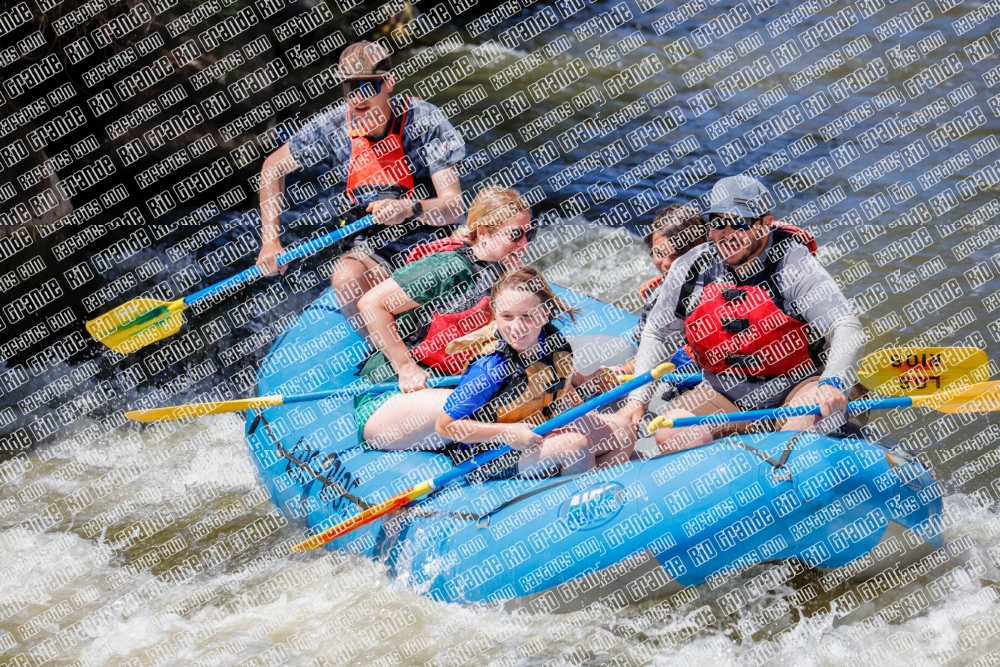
[621,176,866,453]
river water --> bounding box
[3,0,1000,664]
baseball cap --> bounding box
[337,41,392,81]
[704,175,774,218]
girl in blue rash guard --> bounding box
[435,267,637,479]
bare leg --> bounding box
[595,447,631,468]
[593,412,636,467]
[654,409,714,453]
[653,382,738,454]
[518,432,594,476]
[779,377,822,431]
[518,412,636,476]
[363,389,453,451]
[332,251,390,338]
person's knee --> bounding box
[602,414,637,449]
[332,259,366,296]
[608,424,635,451]
[655,422,713,453]
[362,264,389,291]
[557,446,593,473]
[538,434,587,469]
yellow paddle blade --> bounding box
[911,381,1000,414]
[125,396,284,423]
[858,346,988,397]
[86,298,187,354]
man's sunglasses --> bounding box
[507,226,538,243]
[707,214,761,231]
[341,79,384,100]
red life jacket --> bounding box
[402,243,500,375]
[682,222,820,379]
[345,99,415,202]
[771,220,817,255]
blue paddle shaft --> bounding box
[183,216,375,307]
[282,375,462,404]
[428,366,664,490]
[661,372,701,384]
[667,396,915,428]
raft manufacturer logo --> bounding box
[558,482,626,530]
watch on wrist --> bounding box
[411,200,423,217]
[818,376,846,391]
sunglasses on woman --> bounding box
[341,79,384,101]
[707,214,760,231]
[507,226,538,243]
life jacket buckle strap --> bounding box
[724,353,761,369]
[721,288,746,302]
[721,317,751,333]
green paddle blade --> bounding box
[858,346,988,397]
[85,297,187,354]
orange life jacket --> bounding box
[345,99,415,202]
[638,275,663,301]
[478,324,574,424]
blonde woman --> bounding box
[355,187,536,450]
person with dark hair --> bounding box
[580,204,707,391]
[637,203,710,337]
[255,41,467,335]
[620,175,865,454]
[435,267,636,478]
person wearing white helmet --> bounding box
[619,175,866,453]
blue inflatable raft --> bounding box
[245,286,945,612]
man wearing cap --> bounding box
[620,175,866,452]
[256,41,466,331]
